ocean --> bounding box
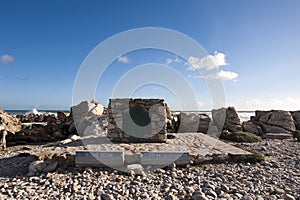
[5,109,255,122]
[172,111,255,122]
[4,109,69,116]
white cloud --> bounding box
[165,57,182,65]
[187,70,238,81]
[205,70,238,80]
[118,55,130,63]
[187,52,227,70]
[187,75,202,78]
[0,54,15,64]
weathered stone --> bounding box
[75,151,124,168]
[125,153,141,165]
[7,124,56,143]
[260,124,292,134]
[71,100,104,136]
[126,164,144,175]
[291,111,300,130]
[177,112,211,133]
[107,98,168,143]
[242,121,262,135]
[212,107,242,132]
[0,109,22,148]
[267,111,295,131]
[83,121,103,136]
[57,111,68,123]
[264,133,293,139]
[140,152,189,166]
[255,110,295,134]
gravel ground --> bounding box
[0,139,299,200]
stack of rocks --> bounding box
[107,98,168,143]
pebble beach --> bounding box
[0,138,299,200]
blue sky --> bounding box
[1,0,300,110]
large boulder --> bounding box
[212,107,242,133]
[254,110,295,134]
[177,112,212,133]
[71,100,104,136]
[242,120,262,135]
[0,109,22,149]
[291,111,300,130]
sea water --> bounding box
[172,111,255,122]
[5,109,255,122]
[5,109,69,116]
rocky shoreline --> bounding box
[1,99,300,199]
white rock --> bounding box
[126,164,144,175]
[70,134,81,141]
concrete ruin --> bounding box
[107,98,168,143]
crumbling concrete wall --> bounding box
[107,98,168,143]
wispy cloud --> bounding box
[244,97,300,110]
[187,52,227,70]
[165,57,182,65]
[188,70,238,81]
[205,70,238,80]
[118,55,130,63]
[0,54,15,64]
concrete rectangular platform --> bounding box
[75,151,124,168]
[75,133,252,168]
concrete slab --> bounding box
[74,133,252,168]
[195,133,253,156]
[140,152,189,166]
[264,133,293,139]
[75,151,124,168]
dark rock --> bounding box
[242,121,262,135]
[291,111,300,130]
[212,107,242,132]
[254,110,295,135]
[57,111,68,124]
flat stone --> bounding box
[140,152,189,166]
[197,132,252,156]
[126,164,144,175]
[75,151,124,168]
[124,153,141,165]
[264,133,293,139]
